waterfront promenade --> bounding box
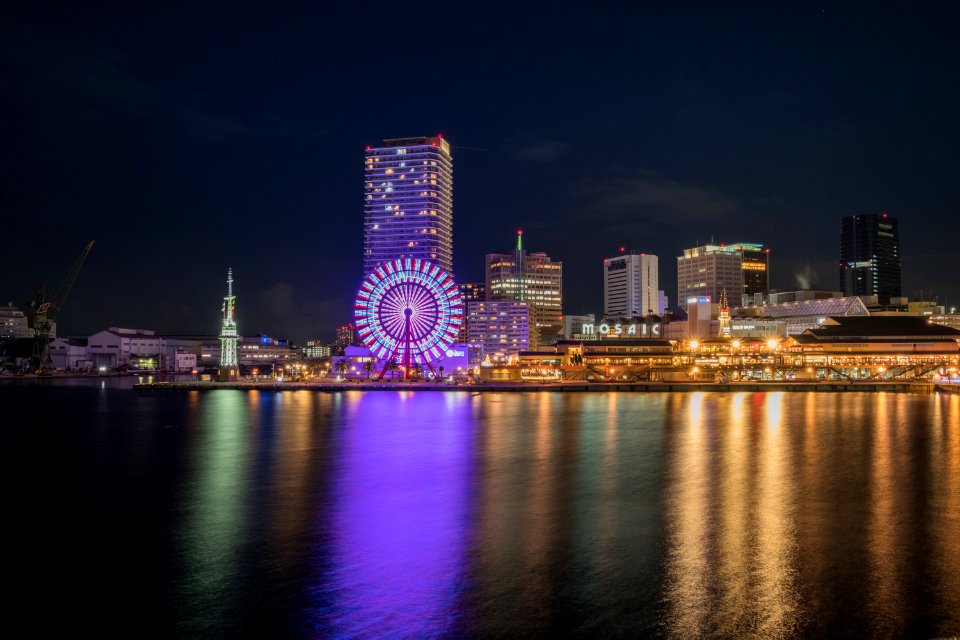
[134,380,945,394]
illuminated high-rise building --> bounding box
[603,252,659,318]
[363,135,453,276]
[457,283,486,342]
[727,242,770,304]
[334,323,355,354]
[485,231,563,349]
[840,213,901,304]
[676,244,743,310]
[458,282,486,302]
[218,268,238,372]
[466,300,530,362]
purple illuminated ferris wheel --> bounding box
[355,259,463,376]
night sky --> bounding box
[2,3,958,342]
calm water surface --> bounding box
[2,380,959,638]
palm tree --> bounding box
[384,361,398,380]
[411,363,423,381]
[437,365,445,381]
[362,360,375,379]
[335,359,349,378]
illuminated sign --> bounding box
[606,259,627,272]
[686,296,712,304]
[444,348,466,357]
[582,322,661,337]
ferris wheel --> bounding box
[354,258,463,375]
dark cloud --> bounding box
[61,55,162,118]
[573,167,744,223]
[254,283,348,340]
[514,136,572,162]
[177,108,249,141]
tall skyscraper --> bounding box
[603,252,659,318]
[840,213,901,304]
[676,244,743,310]
[486,231,563,349]
[727,242,770,304]
[363,135,453,276]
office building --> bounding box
[486,231,563,348]
[456,283,487,342]
[677,244,743,310]
[304,340,331,359]
[603,253,659,318]
[363,135,453,276]
[727,242,770,303]
[458,282,486,301]
[840,213,901,304]
[466,300,530,362]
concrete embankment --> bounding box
[135,381,938,394]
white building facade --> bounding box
[603,253,659,318]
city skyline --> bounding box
[2,4,959,341]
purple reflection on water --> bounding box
[307,391,476,638]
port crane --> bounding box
[30,241,95,370]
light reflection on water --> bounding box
[4,384,960,638]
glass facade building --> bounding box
[727,242,770,304]
[839,213,901,304]
[364,136,453,277]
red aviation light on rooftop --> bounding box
[620,246,625,252]
[365,145,371,150]
[882,213,888,218]
[437,133,443,139]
